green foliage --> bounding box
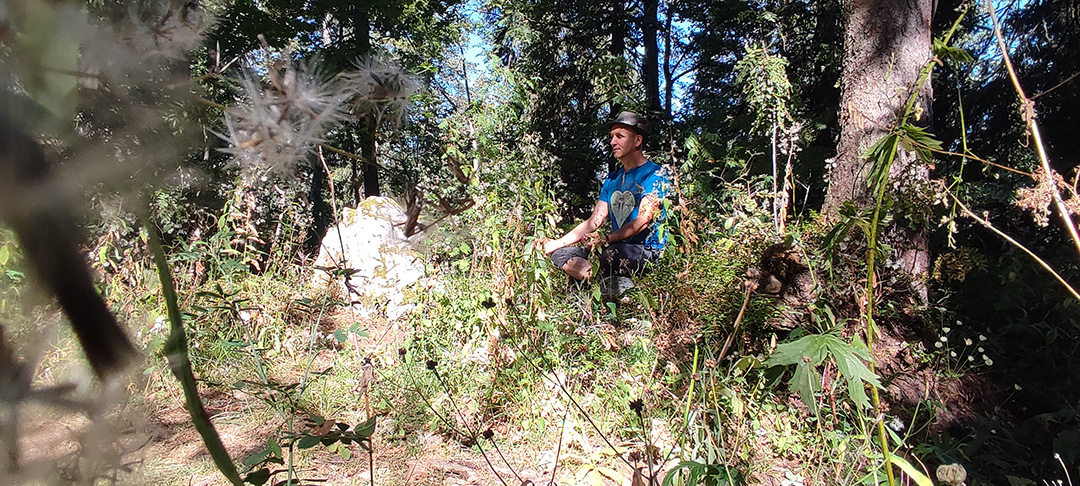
[932,38,974,65]
[734,43,793,135]
[4,0,1080,484]
[0,228,25,317]
[240,415,376,485]
[765,309,883,415]
[663,460,746,486]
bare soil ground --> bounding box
[12,307,632,485]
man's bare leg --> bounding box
[561,257,593,281]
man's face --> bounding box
[609,125,641,160]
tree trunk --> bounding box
[352,6,380,200]
[640,0,661,117]
[827,0,934,301]
[827,0,933,211]
[662,9,673,119]
[609,6,626,117]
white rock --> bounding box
[311,197,426,319]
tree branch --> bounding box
[941,182,1080,302]
[986,0,1080,258]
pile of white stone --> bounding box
[311,197,426,320]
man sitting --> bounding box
[536,111,672,298]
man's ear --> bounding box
[635,134,643,150]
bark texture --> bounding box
[827,0,933,211]
[828,0,934,302]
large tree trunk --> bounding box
[640,0,661,117]
[609,6,626,116]
[352,6,380,200]
[827,0,934,301]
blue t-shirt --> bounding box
[598,161,672,250]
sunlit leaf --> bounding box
[354,416,377,439]
[864,133,901,190]
[933,38,974,64]
[890,454,934,486]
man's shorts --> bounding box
[550,242,660,278]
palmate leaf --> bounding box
[899,123,942,164]
[933,38,974,64]
[863,132,901,190]
[823,334,882,410]
[766,335,828,414]
[766,333,883,415]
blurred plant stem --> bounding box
[143,212,243,486]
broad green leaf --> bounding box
[826,335,882,410]
[889,454,934,486]
[242,448,270,467]
[268,437,282,458]
[791,361,821,415]
[245,468,271,486]
[354,416,377,439]
[296,434,320,449]
[768,332,882,415]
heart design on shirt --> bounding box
[610,190,635,228]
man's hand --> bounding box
[534,237,563,255]
[583,232,606,249]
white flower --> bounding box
[888,416,906,432]
[979,334,987,341]
[943,327,952,334]
[967,356,974,362]
[339,56,419,129]
[940,336,948,342]
[935,341,943,349]
[964,338,973,346]
[950,351,957,357]
[978,347,985,353]
[1014,384,1022,390]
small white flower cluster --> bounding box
[823,157,838,184]
[936,322,993,369]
